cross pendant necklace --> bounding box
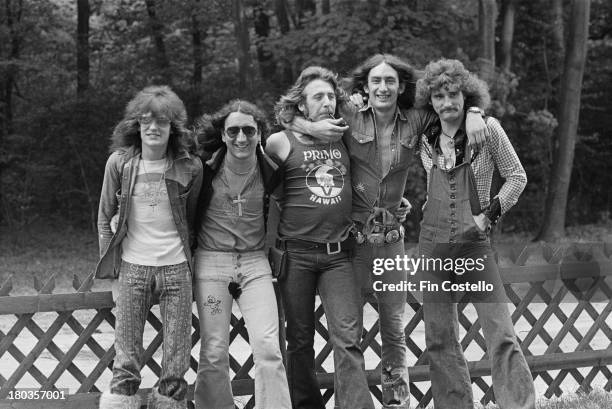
[232,194,247,216]
[226,163,256,218]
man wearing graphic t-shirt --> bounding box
[266,66,374,409]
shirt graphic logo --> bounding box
[301,149,347,206]
[305,163,345,205]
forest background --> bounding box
[0,0,610,244]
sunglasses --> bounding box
[225,126,257,138]
[138,115,171,127]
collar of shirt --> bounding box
[430,119,467,163]
[358,103,408,123]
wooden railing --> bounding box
[0,242,611,408]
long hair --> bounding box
[109,85,191,154]
[194,99,270,154]
[414,58,491,112]
[274,66,347,125]
[344,54,417,110]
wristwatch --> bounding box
[467,107,485,117]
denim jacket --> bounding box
[96,146,203,279]
[340,103,435,224]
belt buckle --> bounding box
[326,242,341,255]
[385,229,400,244]
[384,225,405,244]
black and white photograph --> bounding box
[0,1,611,408]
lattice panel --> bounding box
[0,242,611,409]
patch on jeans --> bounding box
[202,295,222,315]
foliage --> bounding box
[0,0,610,234]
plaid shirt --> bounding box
[420,117,527,215]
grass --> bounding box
[464,389,612,409]
[493,220,612,244]
[0,224,99,294]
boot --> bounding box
[147,388,187,409]
[99,391,141,409]
[382,366,410,409]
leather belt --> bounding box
[276,238,354,254]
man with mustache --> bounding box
[266,66,375,409]
[415,58,534,409]
[287,54,488,408]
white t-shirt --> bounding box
[121,158,186,266]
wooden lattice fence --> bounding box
[0,242,611,408]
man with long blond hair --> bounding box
[96,85,202,409]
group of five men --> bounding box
[97,52,535,409]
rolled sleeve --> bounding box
[487,118,527,214]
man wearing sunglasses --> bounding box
[191,100,290,409]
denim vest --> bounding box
[96,146,203,279]
[340,103,435,224]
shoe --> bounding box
[147,388,187,409]
[381,366,409,409]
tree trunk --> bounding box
[190,1,204,116]
[233,0,252,94]
[254,5,275,81]
[499,0,515,73]
[321,0,330,15]
[275,0,290,34]
[145,0,170,83]
[274,0,293,84]
[537,0,590,242]
[2,0,22,137]
[477,0,497,82]
[551,0,565,55]
[76,0,90,97]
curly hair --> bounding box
[194,99,270,154]
[344,54,418,110]
[414,58,490,112]
[274,66,347,125]
[109,85,192,154]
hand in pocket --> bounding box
[472,213,491,232]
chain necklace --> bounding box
[140,157,167,212]
[440,130,457,170]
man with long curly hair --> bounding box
[415,58,534,409]
[96,85,203,409]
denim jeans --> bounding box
[110,261,192,400]
[193,250,290,409]
[352,240,409,407]
[280,249,374,409]
[419,241,535,409]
